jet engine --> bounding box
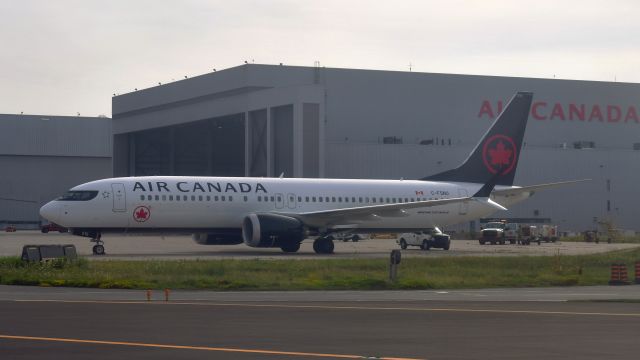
[192,232,243,245]
[242,213,304,248]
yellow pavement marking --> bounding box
[12,299,640,317]
[0,334,422,360]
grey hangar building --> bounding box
[4,64,640,233]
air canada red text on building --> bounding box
[478,100,640,123]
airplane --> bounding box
[39,91,582,255]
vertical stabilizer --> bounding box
[422,92,533,186]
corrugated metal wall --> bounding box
[0,114,111,157]
[0,114,112,226]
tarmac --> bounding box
[1,231,638,260]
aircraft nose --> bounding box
[39,201,60,223]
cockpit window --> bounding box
[57,191,99,201]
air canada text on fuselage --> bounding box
[132,181,268,193]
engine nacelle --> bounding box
[242,213,304,248]
[192,232,243,245]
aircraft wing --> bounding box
[277,196,503,228]
[493,179,590,198]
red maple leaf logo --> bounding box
[482,134,517,175]
[133,206,150,222]
[488,141,512,166]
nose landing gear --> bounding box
[90,233,105,255]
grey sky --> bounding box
[1,0,638,117]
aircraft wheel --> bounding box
[313,237,335,254]
[92,244,105,256]
[280,242,301,253]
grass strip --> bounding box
[1,248,640,290]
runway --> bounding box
[1,285,639,359]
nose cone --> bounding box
[39,201,60,224]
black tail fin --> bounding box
[422,91,533,186]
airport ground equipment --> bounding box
[397,228,451,250]
[539,225,559,242]
[41,223,68,233]
[518,225,541,245]
[334,232,369,242]
[21,244,77,262]
[389,250,401,282]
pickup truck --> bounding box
[479,221,518,245]
[397,228,451,250]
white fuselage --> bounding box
[40,176,529,233]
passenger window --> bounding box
[392,198,397,203]
[372,198,376,203]
[221,196,226,201]
[331,197,336,202]
[229,196,233,201]
[191,195,196,201]
[277,196,282,202]
[345,197,349,203]
[155,195,159,201]
[270,196,274,202]
[405,198,409,202]
[244,196,248,202]
[140,195,144,201]
[319,197,323,202]
[198,195,203,201]
[305,196,309,202]
[207,196,211,201]
[312,197,316,202]
[365,197,369,203]
[352,197,356,203]
[162,195,166,201]
[325,197,329,202]
[176,196,180,201]
[169,195,173,201]
[183,195,187,201]
[359,197,363,203]
[147,195,152,201]
[215,196,219,201]
[298,196,301,202]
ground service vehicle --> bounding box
[518,225,541,245]
[539,225,558,242]
[479,221,518,245]
[397,228,451,250]
[41,223,68,233]
[334,233,369,242]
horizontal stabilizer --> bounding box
[474,197,508,211]
[493,179,591,197]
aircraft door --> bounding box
[458,189,469,215]
[275,193,284,209]
[111,183,127,212]
[287,193,297,209]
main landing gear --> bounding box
[313,236,335,254]
[90,233,105,255]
